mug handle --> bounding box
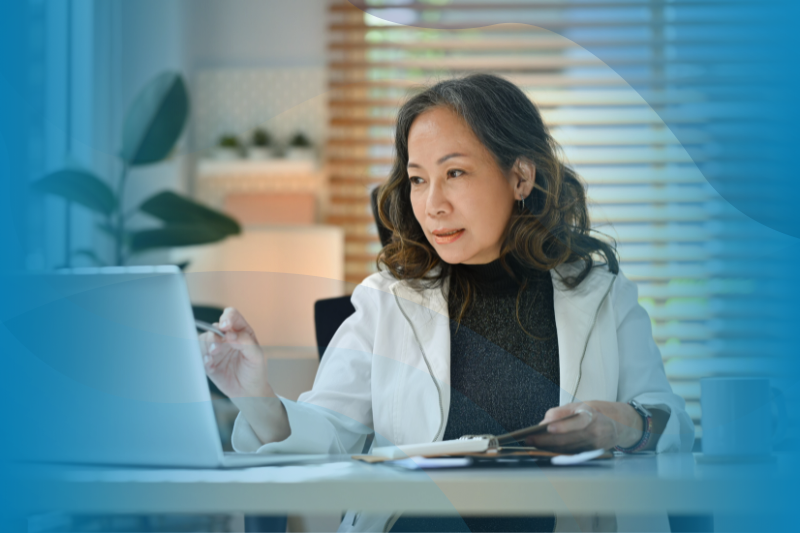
[771,387,788,446]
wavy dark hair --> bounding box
[376,74,617,323]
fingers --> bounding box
[540,404,594,434]
[548,408,594,434]
[525,432,596,453]
[541,405,574,423]
[198,326,232,371]
[201,327,262,372]
[218,307,253,335]
[525,416,600,453]
[524,403,607,453]
[204,339,228,373]
[527,403,619,452]
[198,330,218,357]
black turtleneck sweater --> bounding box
[391,257,560,533]
[444,258,560,440]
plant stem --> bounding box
[115,162,130,266]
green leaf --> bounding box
[32,169,117,216]
[121,71,189,166]
[129,225,232,253]
[96,222,116,239]
[139,191,241,235]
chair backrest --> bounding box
[313,296,356,359]
[370,186,393,247]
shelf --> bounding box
[198,158,317,176]
[196,159,325,196]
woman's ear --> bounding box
[512,158,536,200]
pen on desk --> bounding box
[195,319,225,337]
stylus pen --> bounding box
[195,319,225,337]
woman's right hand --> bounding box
[198,307,275,401]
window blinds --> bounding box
[327,0,783,441]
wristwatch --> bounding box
[614,400,653,453]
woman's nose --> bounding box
[426,182,451,217]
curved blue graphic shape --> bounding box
[348,0,800,238]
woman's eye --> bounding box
[409,176,424,185]
[448,169,464,178]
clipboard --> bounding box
[362,448,611,469]
[362,412,588,462]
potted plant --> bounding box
[32,71,240,267]
[213,134,242,160]
[248,128,273,160]
[285,132,315,161]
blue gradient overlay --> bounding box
[2,1,799,532]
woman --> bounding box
[200,74,694,532]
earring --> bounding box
[518,195,525,212]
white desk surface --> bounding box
[16,453,795,516]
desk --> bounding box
[15,454,796,518]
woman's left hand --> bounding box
[523,401,643,453]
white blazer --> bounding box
[233,262,695,532]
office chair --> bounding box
[314,296,356,359]
[370,185,393,249]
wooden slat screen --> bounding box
[326,0,772,439]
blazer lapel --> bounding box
[390,275,452,441]
[551,263,616,405]
[390,278,451,377]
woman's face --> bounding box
[407,106,531,265]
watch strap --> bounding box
[614,401,653,453]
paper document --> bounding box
[372,437,491,460]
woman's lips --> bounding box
[432,229,465,244]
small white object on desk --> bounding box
[391,457,474,470]
[550,448,606,465]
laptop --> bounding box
[8,265,328,468]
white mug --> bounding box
[700,377,786,456]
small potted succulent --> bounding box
[213,134,242,160]
[247,128,274,160]
[285,132,315,161]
